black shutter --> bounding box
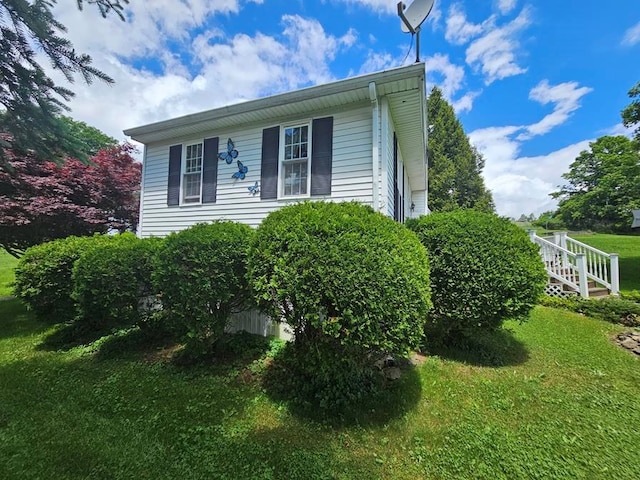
[311,116,333,196]
[261,126,280,200]
[167,144,182,206]
[202,137,219,204]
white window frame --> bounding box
[181,141,204,205]
[278,122,312,199]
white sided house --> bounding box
[124,63,428,338]
[124,63,428,237]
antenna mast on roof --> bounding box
[397,0,435,63]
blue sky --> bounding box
[50,0,640,217]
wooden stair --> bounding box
[549,277,611,298]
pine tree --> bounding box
[0,0,128,163]
[427,86,494,212]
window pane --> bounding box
[301,143,308,158]
[285,145,292,160]
[293,128,300,143]
[301,126,308,143]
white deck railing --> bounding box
[528,231,620,298]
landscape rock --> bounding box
[615,331,640,356]
[383,367,402,381]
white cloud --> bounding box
[445,3,486,45]
[424,53,481,113]
[622,21,640,46]
[465,6,532,84]
[44,4,355,143]
[518,80,593,139]
[496,0,517,15]
[469,87,595,218]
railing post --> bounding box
[576,253,589,298]
[528,229,537,242]
[610,254,620,296]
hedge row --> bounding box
[13,203,547,409]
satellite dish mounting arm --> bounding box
[397,1,422,63]
[397,2,415,34]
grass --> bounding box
[0,250,17,297]
[1,299,639,479]
[573,233,640,292]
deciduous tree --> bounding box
[0,143,141,257]
[621,81,640,142]
[427,86,494,212]
[552,135,640,232]
[0,0,128,163]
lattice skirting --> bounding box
[545,283,579,298]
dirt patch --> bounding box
[614,331,640,356]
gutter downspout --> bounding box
[136,145,147,238]
[369,81,380,212]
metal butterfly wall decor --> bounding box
[232,160,248,180]
[218,138,238,164]
[248,181,260,196]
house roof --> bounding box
[124,62,427,190]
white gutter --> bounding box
[136,145,147,238]
[124,62,426,143]
[369,81,380,212]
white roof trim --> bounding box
[124,63,426,144]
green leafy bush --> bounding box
[539,295,640,326]
[72,236,163,331]
[407,210,547,343]
[14,235,114,322]
[248,201,430,408]
[249,201,431,355]
[153,221,253,352]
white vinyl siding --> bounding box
[138,106,373,237]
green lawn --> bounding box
[1,298,639,479]
[573,233,640,292]
[0,251,17,297]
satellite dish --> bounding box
[632,209,640,228]
[399,0,435,33]
[397,0,435,62]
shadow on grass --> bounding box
[36,321,120,352]
[262,344,423,428]
[0,299,51,340]
[423,327,529,367]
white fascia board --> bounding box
[124,63,426,144]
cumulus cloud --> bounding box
[469,80,594,218]
[445,3,486,45]
[465,7,532,84]
[496,0,517,15]
[424,53,481,113]
[45,3,356,143]
[518,80,593,139]
[622,21,640,46]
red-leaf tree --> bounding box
[0,143,141,257]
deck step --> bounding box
[588,287,610,298]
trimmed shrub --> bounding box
[539,295,640,327]
[72,236,164,331]
[153,221,254,352]
[407,210,547,342]
[249,201,431,355]
[248,201,431,408]
[14,234,114,322]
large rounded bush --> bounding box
[14,234,114,322]
[407,210,547,341]
[153,221,254,349]
[248,201,431,357]
[72,236,163,330]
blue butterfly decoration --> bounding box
[218,138,238,164]
[248,181,260,196]
[232,160,248,180]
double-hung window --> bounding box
[183,142,203,203]
[280,124,310,197]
